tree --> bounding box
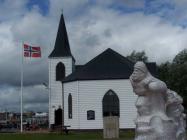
[158,49,187,113]
[170,49,187,112]
[126,50,148,62]
[158,61,171,87]
[173,49,187,64]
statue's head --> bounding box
[130,61,148,82]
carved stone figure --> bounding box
[130,61,186,140]
[166,89,186,140]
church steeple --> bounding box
[49,13,72,57]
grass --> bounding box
[0,131,134,140]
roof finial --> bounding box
[61,8,63,14]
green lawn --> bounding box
[0,131,134,140]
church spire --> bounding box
[49,13,72,58]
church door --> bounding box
[102,90,120,138]
[54,107,63,126]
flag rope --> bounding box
[20,42,24,133]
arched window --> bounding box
[56,62,65,81]
[102,90,119,117]
[68,94,72,119]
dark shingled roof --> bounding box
[49,13,73,58]
[63,48,157,83]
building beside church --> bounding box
[48,13,157,130]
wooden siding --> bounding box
[48,57,73,125]
[63,79,137,129]
[64,81,79,129]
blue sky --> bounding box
[1,0,187,27]
[27,0,49,15]
[23,0,187,27]
[0,0,186,112]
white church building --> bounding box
[48,13,157,130]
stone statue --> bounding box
[130,61,186,140]
[166,89,186,140]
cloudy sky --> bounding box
[0,0,187,113]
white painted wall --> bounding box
[63,79,137,130]
[48,57,74,125]
[64,81,79,129]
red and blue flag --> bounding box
[23,44,41,57]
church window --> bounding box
[87,110,95,120]
[68,94,72,119]
[56,62,65,81]
[102,90,119,117]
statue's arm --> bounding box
[148,80,167,93]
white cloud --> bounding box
[0,0,28,21]
[0,85,48,112]
[49,0,89,18]
[66,7,187,64]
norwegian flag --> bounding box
[23,44,41,57]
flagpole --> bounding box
[20,42,24,133]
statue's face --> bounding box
[131,68,146,82]
[136,96,151,116]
